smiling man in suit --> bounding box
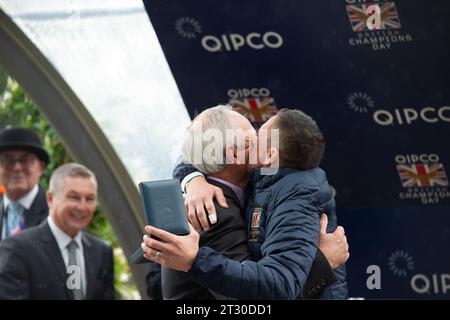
[0,163,115,300]
[0,128,49,241]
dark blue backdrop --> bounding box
[143,0,450,298]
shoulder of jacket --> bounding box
[83,231,112,251]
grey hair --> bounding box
[49,163,97,195]
[182,104,238,174]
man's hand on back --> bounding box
[185,176,228,232]
[318,214,350,269]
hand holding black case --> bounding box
[130,179,189,264]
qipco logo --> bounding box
[395,153,440,165]
[373,106,450,126]
[411,273,450,295]
[201,31,284,52]
[227,87,271,99]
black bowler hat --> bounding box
[0,128,49,164]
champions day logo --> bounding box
[345,0,413,51]
[386,250,450,295]
[346,92,450,126]
[174,17,284,52]
[395,154,450,205]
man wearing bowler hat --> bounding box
[0,127,49,241]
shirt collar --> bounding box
[3,184,39,210]
[207,176,247,208]
[47,216,83,251]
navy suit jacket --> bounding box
[0,221,115,300]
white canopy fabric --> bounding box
[0,0,191,184]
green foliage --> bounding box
[0,68,139,299]
[0,79,70,190]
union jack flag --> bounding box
[396,163,449,188]
[346,2,401,32]
[230,97,278,124]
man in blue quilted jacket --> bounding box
[142,107,348,299]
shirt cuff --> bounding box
[180,171,205,193]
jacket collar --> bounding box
[0,186,48,241]
[251,167,300,190]
[41,220,98,300]
[81,233,97,300]
[40,221,74,299]
[2,184,39,210]
[24,186,48,227]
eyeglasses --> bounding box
[0,154,38,170]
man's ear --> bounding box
[39,161,47,173]
[224,144,237,165]
[263,147,279,167]
[46,191,54,208]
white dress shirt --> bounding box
[47,216,87,298]
[3,184,39,211]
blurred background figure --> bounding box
[0,127,49,241]
[0,163,115,299]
